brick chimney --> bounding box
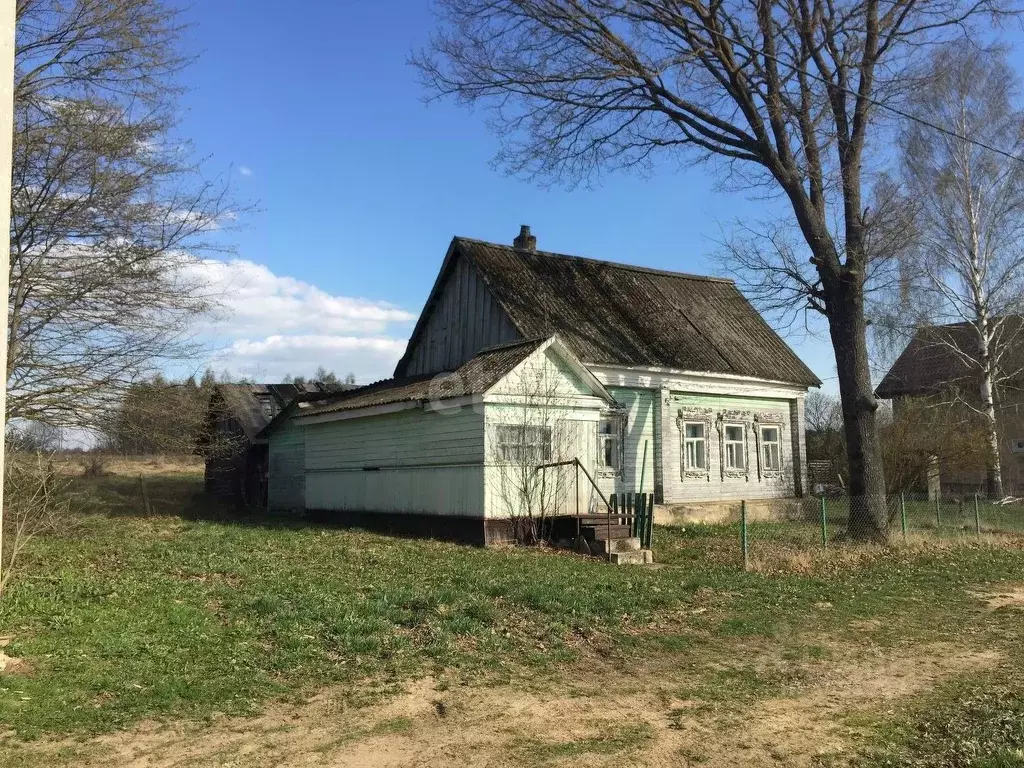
[513,224,537,252]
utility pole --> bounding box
[0,0,15,595]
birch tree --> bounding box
[414,0,1013,540]
[895,46,1024,498]
[9,0,234,430]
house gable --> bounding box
[398,232,820,388]
[484,337,614,406]
[396,246,521,377]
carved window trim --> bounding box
[715,410,750,481]
[754,414,786,481]
[677,407,713,482]
[721,421,748,479]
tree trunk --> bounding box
[980,370,1003,499]
[828,284,889,541]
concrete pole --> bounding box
[0,0,16,596]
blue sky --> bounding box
[171,1,1020,389]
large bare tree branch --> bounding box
[414,0,1012,538]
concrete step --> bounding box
[609,549,654,566]
[582,524,633,540]
[589,536,642,555]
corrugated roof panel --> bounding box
[298,337,550,418]
[453,238,819,386]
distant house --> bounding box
[876,319,1024,495]
[201,382,339,506]
[263,227,820,543]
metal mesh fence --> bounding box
[734,491,1024,571]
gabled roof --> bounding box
[395,236,820,387]
[876,317,1024,399]
[293,335,612,421]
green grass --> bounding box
[861,669,1024,767]
[1,467,1024,767]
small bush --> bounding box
[2,453,74,594]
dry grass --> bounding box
[50,453,204,478]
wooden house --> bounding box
[264,227,820,543]
[876,319,1024,496]
[202,382,335,506]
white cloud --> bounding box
[192,258,416,337]
[191,258,415,383]
[216,334,407,383]
[238,165,254,177]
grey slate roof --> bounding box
[398,237,820,387]
[214,381,338,439]
[876,318,1024,399]
[297,337,550,418]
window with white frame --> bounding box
[494,424,552,464]
[724,424,746,470]
[597,415,622,471]
[683,422,707,470]
[760,425,781,471]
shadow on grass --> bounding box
[71,471,486,546]
[72,471,314,532]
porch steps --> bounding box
[582,523,632,540]
[588,535,641,555]
[579,524,653,565]
[611,549,654,565]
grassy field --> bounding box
[1,460,1023,766]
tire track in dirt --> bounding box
[5,642,999,768]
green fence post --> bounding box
[741,500,749,571]
[935,497,941,529]
[900,492,908,544]
[974,494,981,536]
[820,496,828,549]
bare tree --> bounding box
[881,398,991,494]
[1,452,72,596]
[8,0,236,430]
[99,372,214,456]
[414,0,1010,540]
[883,46,1024,498]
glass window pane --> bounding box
[726,425,743,442]
[685,423,704,439]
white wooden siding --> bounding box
[403,255,520,376]
[482,404,601,519]
[481,346,609,518]
[596,387,656,498]
[661,392,797,502]
[304,407,486,517]
[268,418,305,510]
[589,366,809,504]
[306,466,484,517]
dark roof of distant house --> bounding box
[213,381,353,439]
[875,317,1024,399]
[395,236,820,387]
[297,337,555,419]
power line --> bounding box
[702,24,1024,164]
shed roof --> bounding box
[876,317,1024,399]
[395,237,819,387]
[212,381,341,439]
